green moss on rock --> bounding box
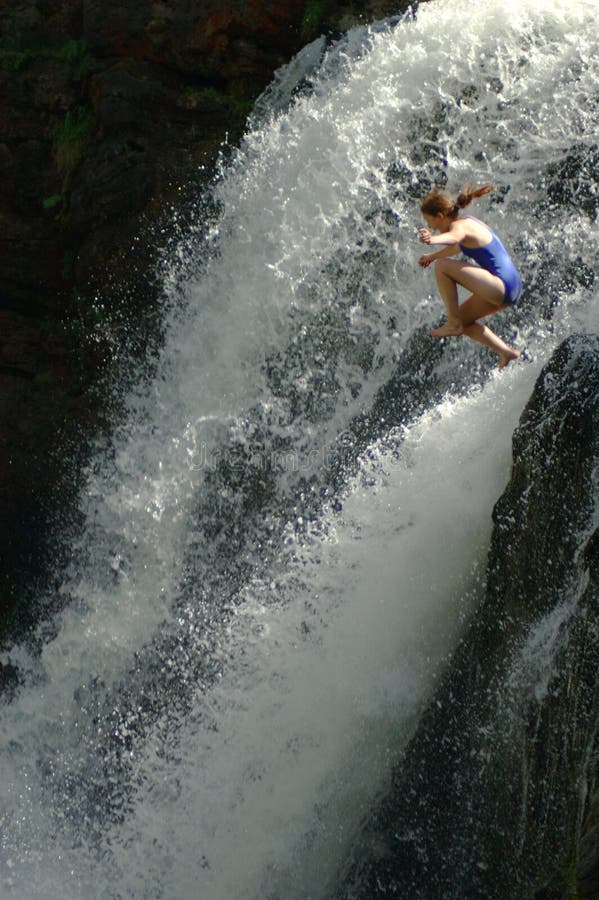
[301,0,329,41]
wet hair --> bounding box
[420,183,494,219]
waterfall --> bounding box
[1,0,598,897]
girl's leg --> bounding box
[430,258,505,338]
[432,261,463,335]
[430,259,520,366]
[458,294,520,367]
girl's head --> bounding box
[420,183,494,222]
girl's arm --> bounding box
[418,243,461,267]
[418,220,467,247]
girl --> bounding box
[418,183,522,367]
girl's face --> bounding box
[423,211,450,231]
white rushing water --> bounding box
[1,0,598,897]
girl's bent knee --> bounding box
[434,258,453,275]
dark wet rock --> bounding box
[338,334,599,900]
[0,659,20,700]
[578,788,599,899]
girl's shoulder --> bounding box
[458,215,493,247]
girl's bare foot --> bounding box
[430,320,464,338]
[498,349,521,368]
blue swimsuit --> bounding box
[459,219,523,305]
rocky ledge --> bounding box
[338,333,599,899]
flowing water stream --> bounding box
[1,0,598,896]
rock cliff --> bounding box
[338,333,599,899]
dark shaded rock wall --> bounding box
[338,333,599,899]
[0,0,404,630]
